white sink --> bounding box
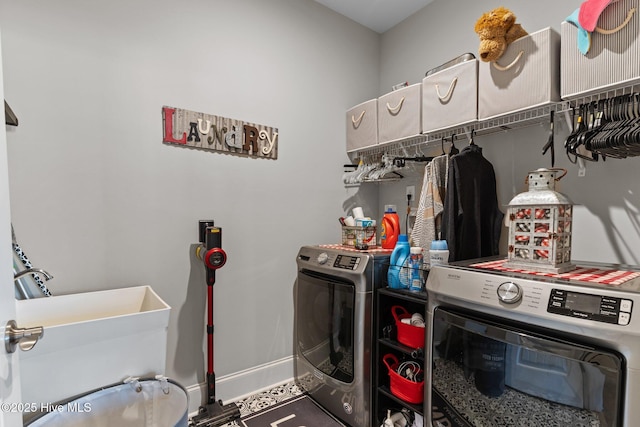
[16,286,171,405]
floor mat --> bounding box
[240,395,345,427]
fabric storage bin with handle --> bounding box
[561,0,640,99]
[346,99,377,152]
[382,353,425,404]
[478,28,561,120]
[378,83,422,144]
[422,59,478,133]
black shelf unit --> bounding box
[374,287,428,426]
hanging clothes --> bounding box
[442,144,503,262]
[410,154,449,251]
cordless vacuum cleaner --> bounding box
[190,220,242,427]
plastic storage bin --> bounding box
[346,99,378,152]
[478,28,560,120]
[17,286,171,405]
[377,83,422,144]
[382,353,425,404]
[561,0,640,99]
[392,305,425,349]
[422,59,478,132]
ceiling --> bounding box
[313,0,433,33]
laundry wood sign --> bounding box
[162,106,278,159]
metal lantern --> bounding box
[505,168,575,273]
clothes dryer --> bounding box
[426,257,640,427]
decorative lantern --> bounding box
[505,168,575,273]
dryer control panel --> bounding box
[333,254,361,270]
[547,288,633,325]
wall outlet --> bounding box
[406,185,415,200]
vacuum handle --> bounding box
[204,227,226,285]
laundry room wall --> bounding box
[377,0,640,265]
[0,0,380,403]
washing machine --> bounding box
[426,257,640,427]
[294,245,390,427]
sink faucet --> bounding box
[14,268,53,281]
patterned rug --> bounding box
[213,381,327,427]
[240,395,344,427]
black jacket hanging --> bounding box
[442,144,503,262]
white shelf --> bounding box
[348,81,639,161]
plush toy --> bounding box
[567,0,634,55]
[474,7,528,62]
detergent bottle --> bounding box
[408,247,424,291]
[387,234,410,289]
[381,205,400,249]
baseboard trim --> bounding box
[187,355,294,416]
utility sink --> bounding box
[16,286,171,405]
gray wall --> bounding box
[0,0,379,400]
[377,0,640,264]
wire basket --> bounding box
[341,226,377,249]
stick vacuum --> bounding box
[190,221,242,427]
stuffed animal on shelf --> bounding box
[474,7,528,62]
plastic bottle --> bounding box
[429,240,449,266]
[381,205,400,249]
[387,234,410,289]
[409,247,424,291]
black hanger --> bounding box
[542,111,555,167]
[566,103,599,163]
[393,155,434,167]
[449,134,459,156]
[469,129,476,146]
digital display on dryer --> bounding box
[548,289,632,325]
[334,255,360,270]
[565,292,601,314]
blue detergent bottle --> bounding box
[387,234,410,289]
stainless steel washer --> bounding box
[294,245,390,427]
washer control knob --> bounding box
[317,252,329,265]
[497,281,522,304]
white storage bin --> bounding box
[17,285,171,405]
[561,0,640,99]
[377,83,422,144]
[478,28,560,120]
[346,99,377,152]
[422,59,478,133]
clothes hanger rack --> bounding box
[565,91,640,161]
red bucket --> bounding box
[382,353,424,404]
[392,305,425,349]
